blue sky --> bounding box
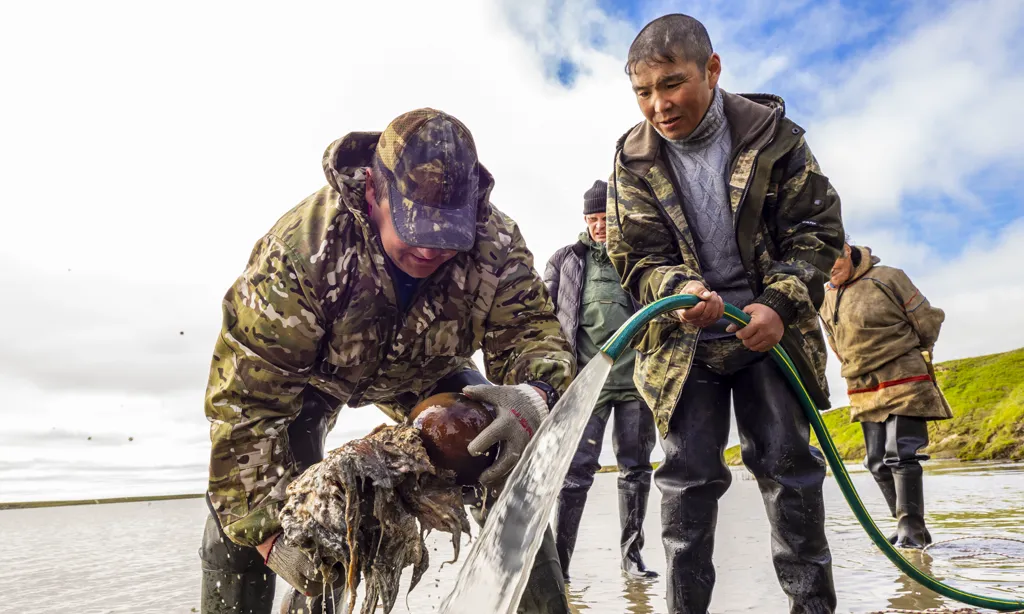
[535,0,1024,260]
[1,0,1022,501]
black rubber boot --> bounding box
[734,360,837,614]
[619,481,658,579]
[199,513,276,614]
[553,408,609,582]
[875,477,900,545]
[863,420,900,543]
[554,491,588,581]
[885,415,932,549]
[610,399,657,579]
[893,468,932,549]
[657,363,734,614]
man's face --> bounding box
[585,212,607,243]
[830,244,854,286]
[629,53,721,141]
[366,169,458,279]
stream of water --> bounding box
[438,356,613,613]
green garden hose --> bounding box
[600,294,1024,612]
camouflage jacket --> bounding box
[820,246,952,422]
[205,132,574,547]
[606,91,845,437]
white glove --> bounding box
[264,536,340,597]
[463,384,548,487]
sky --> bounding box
[1,0,1022,502]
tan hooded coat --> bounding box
[819,246,953,423]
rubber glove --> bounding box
[263,534,340,597]
[463,383,548,487]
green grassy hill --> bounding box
[724,347,1024,466]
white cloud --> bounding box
[0,0,1021,499]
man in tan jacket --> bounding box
[820,242,953,548]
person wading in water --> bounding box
[606,13,846,613]
[821,241,952,549]
[545,179,659,582]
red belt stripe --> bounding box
[848,374,932,395]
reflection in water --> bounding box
[566,576,658,614]
[622,577,657,614]
[887,550,946,612]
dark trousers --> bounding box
[561,397,657,496]
[656,358,836,614]
[555,398,657,577]
[861,415,930,484]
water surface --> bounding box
[2,461,1022,613]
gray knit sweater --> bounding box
[661,87,754,338]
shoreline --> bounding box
[0,493,204,511]
[3,459,1020,508]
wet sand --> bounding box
[2,461,1022,613]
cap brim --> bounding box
[387,183,477,252]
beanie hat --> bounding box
[583,180,607,215]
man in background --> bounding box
[821,241,951,548]
[544,179,659,582]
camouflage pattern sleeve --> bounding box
[606,168,703,305]
[205,234,326,548]
[755,137,845,326]
[482,218,575,396]
[889,269,945,350]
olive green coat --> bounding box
[819,246,952,423]
[606,91,845,437]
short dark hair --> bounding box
[625,14,714,76]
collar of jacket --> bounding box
[319,131,496,224]
[579,230,611,264]
[571,240,588,259]
[614,90,785,177]
[844,245,880,285]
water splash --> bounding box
[439,356,613,613]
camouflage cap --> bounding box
[375,108,481,251]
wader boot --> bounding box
[199,511,276,614]
[862,421,899,544]
[612,399,657,579]
[658,359,836,614]
[618,481,657,578]
[467,489,571,614]
[554,490,587,581]
[554,407,608,581]
[892,416,932,549]
[893,467,932,549]
[867,414,932,549]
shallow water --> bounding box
[1,461,1022,613]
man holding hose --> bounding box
[606,13,846,614]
